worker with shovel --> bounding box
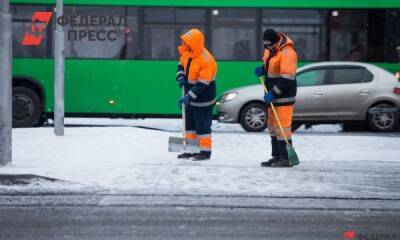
[175,28,217,161]
[254,29,299,167]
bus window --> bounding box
[211,8,257,61]
[367,9,400,63]
[263,9,328,62]
[144,27,176,59]
[175,8,206,24]
[144,7,174,24]
[125,7,139,59]
[12,5,50,58]
[385,10,400,63]
[142,7,206,60]
[62,6,126,59]
[329,10,368,61]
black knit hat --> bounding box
[263,29,279,46]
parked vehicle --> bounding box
[217,62,400,132]
[11,1,400,128]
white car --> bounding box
[217,62,400,132]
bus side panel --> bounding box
[12,58,400,116]
[12,58,54,112]
[64,59,263,115]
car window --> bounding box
[297,69,327,86]
[329,67,372,85]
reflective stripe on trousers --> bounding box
[197,134,212,152]
[185,105,214,152]
[185,131,197,140]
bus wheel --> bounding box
[12,86,42,128]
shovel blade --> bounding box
[168,136,201,153]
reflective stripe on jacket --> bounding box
[262,33,297,106]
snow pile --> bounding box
[0,123,399,199]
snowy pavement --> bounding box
[0,119,399,199]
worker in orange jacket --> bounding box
[254,29,298,167]
[176,29,218,161]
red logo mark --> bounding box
[343,230,357,239]
[21,12,53,46]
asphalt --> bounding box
[0,194,399,240]
[1,128,400,239]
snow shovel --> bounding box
[259,76,299,166]
[168,88,200,153]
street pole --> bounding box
[0,0,12,166]
[54,0,64,136]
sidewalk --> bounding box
[0,124,399,199]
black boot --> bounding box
[260,136,279,167]
[177,152,196,159]
[261,156,279,167]
[270,140,293,168]
[270,158,292,167]
[193,151,211,161]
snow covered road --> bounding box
[0,120,399,199]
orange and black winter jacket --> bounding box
[177,29,217,108]
[262,33,297,106]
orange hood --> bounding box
[276,33,294,50]
[178,29,205,58]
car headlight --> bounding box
[220,92,238,103]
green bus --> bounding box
[10,0,400,127]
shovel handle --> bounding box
[182,87,187,147]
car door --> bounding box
[325,66,375,119]
[295,68,329,119]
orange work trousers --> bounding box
[267,105,293,141]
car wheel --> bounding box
[240,102,267,132]
[367,103,398,132]
[12,87,42,128]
